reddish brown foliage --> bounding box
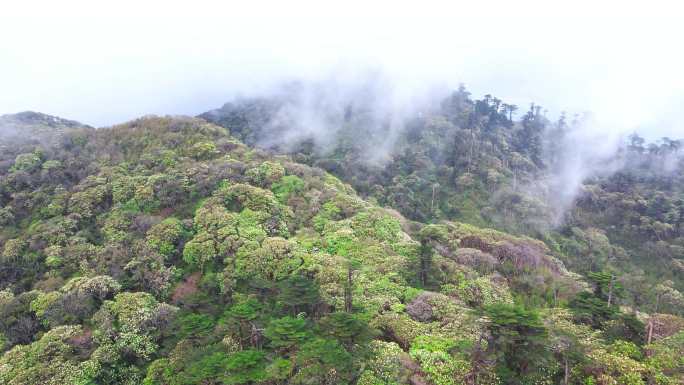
[647,313,684,341]
[459,236,493,253]
[67,328,94,358]
[171,272,201,304]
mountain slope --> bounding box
[0,110,91,149]
[200,87,684,312]
[0,115,682,384]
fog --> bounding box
[1,1,682,140]
[2,1,683,228]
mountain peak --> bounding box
[0,111,90,130]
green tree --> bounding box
[177,313,215,339]
[276,275,320,316]
[484,303,550,384]
[264,316,310,350]
[569,291,618,328]
[293,338,354,385]
[146,217,186,257]
[224,299,261,349]
[271,174,305,203]
[223,349,268,384]
[318,312,374,350]
[587,271,623,306]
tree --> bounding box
[417,225,446,288]
[223,350,268,384]
[550,330,585,385]
[419,239,433,288]
[176,313,215,339]
[93,292,178,360]
[515,103,545,167]
[507,104,518,122]
[318,312,374,350]
[647,281,684,345]
[484,303,550,384]
[325,233,361,313]
[628,133,646,154]
[182,232,218,271]
[0,325,95,385]
[224,299,261,349]
[569,291,618,328]
[245,161,285,188]
[264,316,310,350]
[271,174,305,203]
[604,313,644,345]
[234,237,301,283]
[587,271,623,307]
[293,338,354,385]
[277,275,321,316]
[146,217,186,257]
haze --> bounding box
[1,0,682,140]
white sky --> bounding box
[1,0,683,139]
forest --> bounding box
[0,86,682,385]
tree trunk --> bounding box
[513,171,517,190]
[467,129,474,173]
[564,357,569,385]
[553,287,559,307]
[344,267,353,313]
[420,240,431,287]
[647,294,661,348]
[430,184,437,215]
[607,273,615,307]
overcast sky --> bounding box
[1,0,682,139]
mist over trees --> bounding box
[0,80,682,384]
[201,81,682,238]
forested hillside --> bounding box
[201,85,684,311]
[0,104,682,385]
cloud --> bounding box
[0,0,682,142]
[1,1,682,232]
[540,114,627,226]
